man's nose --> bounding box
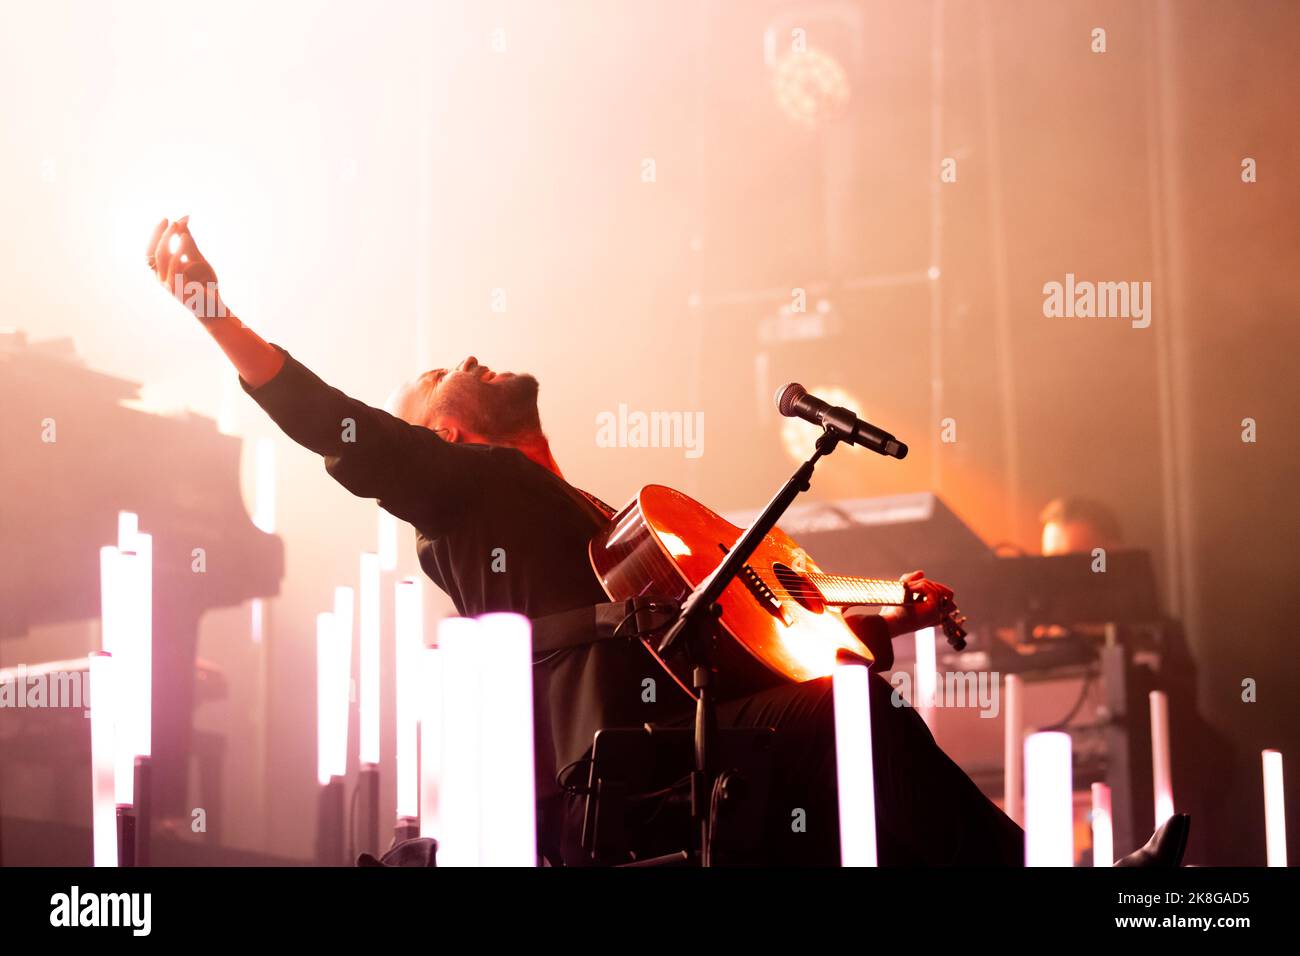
[457,356,478,372]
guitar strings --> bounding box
[743,566,908,604]
[742,568,965,633]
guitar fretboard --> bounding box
[805,573,906,607]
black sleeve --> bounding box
[843,609,895,672]
[240,346,486,536]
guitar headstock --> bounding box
[939,598,969,652]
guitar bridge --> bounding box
[719,544,793,626]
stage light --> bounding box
[394,578,423,820]
[117,512,138,548]
[315,612,348,785]
[99,546,125,657]
[477,613,536,867]
[114,517,153,764]
[111,549,140,807]
[780,384,863,462]
[88,651,118,867]
[359,553,381,767]
[430,613,538,866]
[108,515,153,763]
[1262,749,1287,867]
[316,613,334,786]
[914,626,937,727]
[1024,731,1073,866]
[329,586,354,780]
[832,655,877,866]
[251,598,265,645]
[1091,782,1114,867]
[437,616,483,866]
[1149,691,1174,828]
[314,610,348,865]
[770,46,851,128]
[100,530,151,806]
[1003,674,1024,827]
[419,645,442,841]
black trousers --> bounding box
[561,673,1024,865]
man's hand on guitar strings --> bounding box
[879,569,955,638]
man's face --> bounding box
[387,356,541,442]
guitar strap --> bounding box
[529,596,677,658]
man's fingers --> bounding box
[160,226,185,289]
[153,222,178,283]
[146,218,168,269]
[173,229,203,267]
[156,221,187,288]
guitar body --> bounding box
[588,484,881,702]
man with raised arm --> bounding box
[147,215,1029,865]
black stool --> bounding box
[579,725,775,866]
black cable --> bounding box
[556,756,594,795]
[1040,674,1095,731]
[610,601,679,640]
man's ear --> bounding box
[434,423,460,443]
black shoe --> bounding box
[1114,813,1190,867]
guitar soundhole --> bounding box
[771,562,824,614]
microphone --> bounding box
[775,383,908,459]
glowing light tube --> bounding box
[111,549,140,807]
[315,613,333,785]
[914,625,937,727]
[394,578,423,819]
[100,545,137,805]
[1149,690,1174,828]
[1004,674,1024,827]
[1262,749,1287,867]
[419,645,442,841]
[477,613,536,866]
[437,616,484,866]
[832,657,877,867]
[1091,782,1114,867]
[1024,731,1073,866]
[125,534,152,761]
[88,652,118,867]
[116,511,138,549]
[359,553,381,767]
[330,586,354,781]
[111,513,153,762]
[316,612,346,785]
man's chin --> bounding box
[500,372,539,399]
[479,373,541,437]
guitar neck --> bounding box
[806,572,907,607]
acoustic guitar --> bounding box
[589,484,968,701]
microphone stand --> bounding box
[656,425,851,866]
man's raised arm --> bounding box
[146,217,285,388]
[145,217,484,535]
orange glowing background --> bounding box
[2,0,1298,865]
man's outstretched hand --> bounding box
[146,217,227,322]
[143,216,284,387]
[879,570,955,638]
